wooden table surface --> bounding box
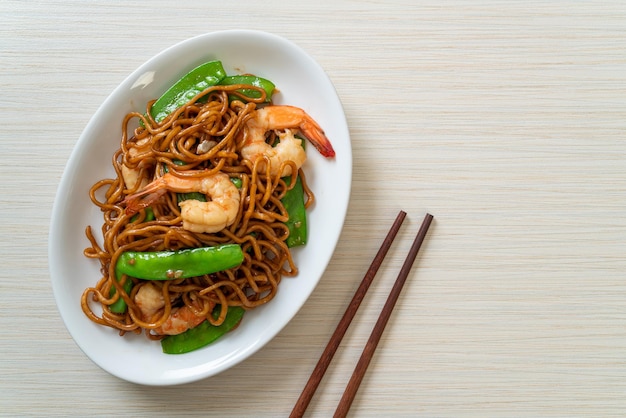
[2,1,625,416]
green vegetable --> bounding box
[109,267,133,314]
[230,177,243,189]
[161,306,246,354]
[177,192,206,204]
[219,75,275,103]
[281,175,307,247]
[150,60,227,123]
[130,207,154,223]
[116,244,244,280]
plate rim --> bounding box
[48,29,352,386]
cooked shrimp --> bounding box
[123,172,240,233]
[153,303,213,335]
[243,129,306,177]
[121,164,147,191]
[134,283,211,336]
[241,105,335,176]
[134,282,165,319]
[121,138,151,191]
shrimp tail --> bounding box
[122,177,168,216]
[300,119,336,158]
[257,105,336,158]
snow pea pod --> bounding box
[281,174,307,248]
[150,60,227,123]
[161,306,245,354]
[129,207,154,223]
[109,268,133,314]
[116,244,244,280]
[219,74,275,103]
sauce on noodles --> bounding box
[81,81,327,345]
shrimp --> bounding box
[121,138,151,191]
[134,282,165,320]
[134,283,211,336]
[123,172,240,233]
[121,164,147,191]
[153,304,213,335]
[241,105,335,177]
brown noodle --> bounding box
[81,84,313,339]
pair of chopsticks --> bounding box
[290,210,434,417]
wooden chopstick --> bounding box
[289,210,408,418]
[334,213,434,418]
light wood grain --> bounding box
[1,1,625,416]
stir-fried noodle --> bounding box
[82,85,314,339]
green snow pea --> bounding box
[108,267,133,314]
[161,305,246,354]
[161,306,245,354]
[281,174,307,248]
[230,177,243,189]
[116,244,244,281]
[129,206,154,223]
[218,75,275,103]
[280,139,307,248]
[150,60,227,123]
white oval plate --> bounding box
[49,30,352,386]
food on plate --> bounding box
[81,60,335,353]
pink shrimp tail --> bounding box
[264,105,336,158]
[301,119,336,158]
